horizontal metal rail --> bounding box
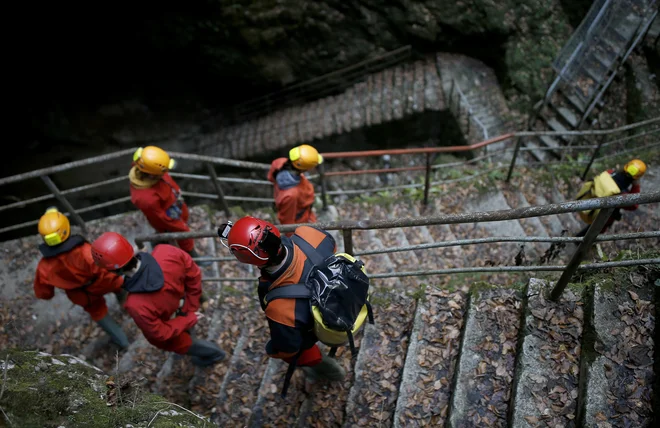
[168,152,271,170]
[169,172,272,186]
[233,46,412,114]
[0,148,136,186]
[318,117,659,159]
[200,258,660,282]
[367,258,660,278]
[321,134,515,159]
[134,191,660,245]
[353,231,660,256]
[0,196,133,234]
[0,176,128,213]
[182,230,660,262]
[182,191,273,203]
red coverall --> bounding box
[124,244,202,354]
[34,241,124,321]
[257,226,337,366]
[130,172,194,252]
[268,158,317,226]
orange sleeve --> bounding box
[136,192,189,233]
[33,264,55,300]
[181,250,202,314]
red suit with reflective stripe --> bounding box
[257,226,336,366]
[123,244,202,354]
[268,158,317,226]
[130,171,193,252]
[34,237,124,321]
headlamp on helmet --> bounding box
[218,217,282,266]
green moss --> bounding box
[0,350,208,428]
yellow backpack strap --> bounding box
[576,181,594,200]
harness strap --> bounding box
[292,234,325,266]
[264,284,312,304]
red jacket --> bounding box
[130,172,193,252]
[34,236,124,321]
[123,244,202,353]
[268,158,317,225]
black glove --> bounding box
[612,209,622,221]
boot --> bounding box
[188,248,214,267]
[96,315,130,349]
[186,337,226,367]
[301,354,346,383]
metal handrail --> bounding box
[452,80,489,141]
[135,193,660,294]
[2,118,656,237]
[135,191,660,244]
[231,46,412,122]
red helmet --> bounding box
[91,232,135,270]
[222,216,281,267]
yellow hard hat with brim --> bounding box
[289,145,323,172]
[38,207,71,246]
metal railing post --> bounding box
[549,207,614,301]
[423,153,432,208]
[40,175,88,234]
[506,137,523,182]
[343,229,353,254]
[318,162,328,211]
[581,136,605,180]
[206,163,231,217]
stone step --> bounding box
[449,286,523,427]
[556,107,579,129]
[423,56,444,111]
[392,284,468,427]
[523,139,551,163]
[381,67,394,123]
[510,279,584,427]
[392,64,405,120]
[545,118,573,145]
[412,60,426,114]
[344,289,417,427]
[581,274,655,427]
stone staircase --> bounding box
[524,0,659,162]
[1,171,659,427]
[195,52,514,161]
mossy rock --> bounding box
[0,349,209,428]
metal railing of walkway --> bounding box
[0,117,657,240]
[134,191,660,302]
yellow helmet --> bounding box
[624,159,646,179]
[289,144,323,172]
[133,146,175,175]
[38,207,71,246]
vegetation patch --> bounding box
[0,349,209,428]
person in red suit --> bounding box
[91,231,225,367]
[268,144,323,227]
[576,159,646,237]
[217,216,345,383]
[128,145,210,266]
[33,208,129,348]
